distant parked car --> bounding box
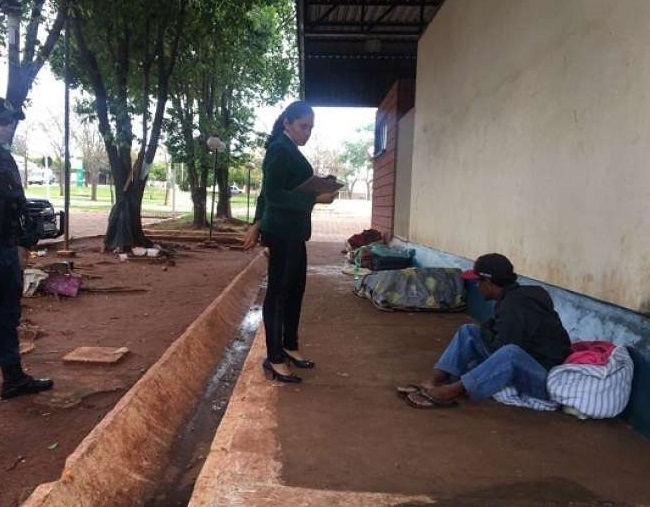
[25,197,65,242]
[229,184,242,195]
[27,168,56,185]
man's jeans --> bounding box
[0,246,22,368]
[434,323,550,401]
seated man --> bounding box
[400,253,571,408]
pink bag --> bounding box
[42,273,82,297]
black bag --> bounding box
[368,245,414,271]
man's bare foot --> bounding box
[430,368,450,386]
[430,381,466,402]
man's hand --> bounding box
[315,191,338,204]
[242,222,261,250]
[17,246,30,270]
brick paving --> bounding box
[311,199,371,242]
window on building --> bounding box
[373,118,387,157]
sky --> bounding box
[5,62,377,159]
[256,101,376,152]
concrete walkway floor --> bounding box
[188,239,650,507]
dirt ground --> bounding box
[0,232,258,507]
[5,216,650,507]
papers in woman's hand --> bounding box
[294,175,344,194]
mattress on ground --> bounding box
[353,267,466,312]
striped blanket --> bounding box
[493,344,633,419]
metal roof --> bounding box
[296,0,446,107]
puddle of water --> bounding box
[308,264,344,276]
[144,303,263,507]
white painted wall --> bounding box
[411,0,650,311]
[394,109,415,238]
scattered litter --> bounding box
[118,253,128,263]
[146,247,160,257]
[23,268,49,297]
[132,247,147,257]
[18,322,41,356]
[47,443,58,451]
[42,261,75,273]
[42,273,82,298]
[6,455,25,471]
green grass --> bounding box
[147,213,251,232]
[25,184,167,205]
[24,184,258,218]
[146,213,195,230]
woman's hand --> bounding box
[315,191,338,204]
[242,222,261,250]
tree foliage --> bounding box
[74,114,108,200]
[164,0,295,226]
[48,0,189,249]
[0,0,66,143]
[337,123,374,198]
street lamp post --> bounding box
[206,135,226,240]
[63,12,71,252]
[245,162,255,223]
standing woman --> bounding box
[243,101,337,383]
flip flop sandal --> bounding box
[396,384,425,398]
[405,389,459,409]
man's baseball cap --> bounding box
[463,253,517,286]
[0,98,25,122]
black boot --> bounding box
[1,363,53,400]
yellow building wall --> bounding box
[411,0,650,311]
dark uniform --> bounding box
[0,98,53,399]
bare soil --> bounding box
[0,233,258,507]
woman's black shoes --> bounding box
[262,359,302,383]
[284,351,315,369]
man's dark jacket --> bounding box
[0,146,37,248]
[480,282,571,370]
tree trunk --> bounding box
[215,154,231,218]
[104,178,151,251]
[186,153,208,228]
[192,186,208,228]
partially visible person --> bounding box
[242,101,338,383]
[399,253,571,408]
[0,98,54,399]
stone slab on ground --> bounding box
[62,346,130,364]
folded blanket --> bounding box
[492,342,633,418]
[565,340,615,366]
[547,344,633,419]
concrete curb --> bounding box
[188,327,436,507]
[23,251,267,507]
